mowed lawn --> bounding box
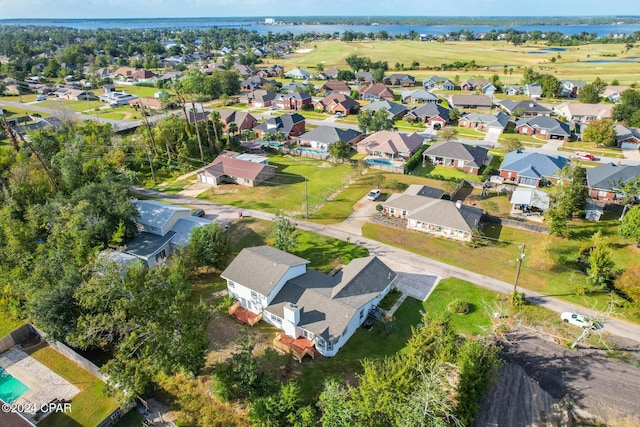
[27,344,120,427]
[363,211,640,320]
[198,154,356,217]
[266,40,640,85]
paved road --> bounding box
[132,187,640,344]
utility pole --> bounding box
[513,244,526,294]
[305,177,309,219]
[147,150,156,186]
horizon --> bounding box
[1,0,638,20]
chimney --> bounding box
[283,302,300,326]
[456,200,462,209]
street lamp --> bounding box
[513,244,526,294]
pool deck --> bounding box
[0,346,79,423]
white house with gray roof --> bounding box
[382,187,483,242]
[297,126,362,151]
[221,246,397,357]
[118,200,211,268]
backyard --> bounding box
[26,343,120,427]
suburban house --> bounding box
[499,151,570,187]
[615,124,640,149]
[356,130,425,159]
[284,67,310,79]
[323,67,340,79]
[554,102,614,124]
[257,65,284,78]
[113,66,137,78]
[402,89,439,104]
[382,185,483,242]
[404,103,450,129]
[504,84,543,99]
[254,113,306,138]
[586,163,640,202]
[382,73,417,87]
[355,71,374,83]
[196,151,276,187]
[274,92,312,110]
[297,126,363,151]
[422,141,489,175]
[603,86,630,103]
[53,88,96,101]
[499,100,551,117]
[320,80,352,96]
[117,200,211,268]
[128,69,158,84]
[281,82,309,94]
[221,245,397,358]
[187,110,211,124]
[423,76,455,91]
[460,78,496,95]
[458,111,510,133]
[217,109,258,132]
[448,94,493,110]
[128,97,163,110]
[234,64,256,77]
[510,187,551,212]
[561,80,586,98]
[361,100,409,120]
[99,91,138,106]
[241,76,277,91]
[515,116,571,141]
[242,90,277,108]
[314,93,361,116]
[359,83,395,101]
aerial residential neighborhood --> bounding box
[2,8,640,427]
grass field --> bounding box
[363,210,640,320]
[0,316,24,337]
[27,343,120,427]
[269,40,640,85]
[197,154,357,217]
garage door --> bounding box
[620,142,640,150]
[200,175,215,185]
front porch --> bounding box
[273,333,320,362]
[229,301,262,326]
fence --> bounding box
[0,323,34,353]
[482,214,549,233]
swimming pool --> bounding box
[297,147,327,155]
[366,158,396,167]
[0,367,29,403]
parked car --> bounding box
[36,94,47,101]
[334,111,344,118]
[561,312,602,329]
[191,209,205,217]
[575,152,596,161]
[367,189,381,201]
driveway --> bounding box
[331,193,379,236]
[178,181,210,198]
[622,147,640,161]
[394,272,439,301]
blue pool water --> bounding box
[297,148,327,155]
[257,141,283,147]
[0,367,29,403]
[366,158,396,167]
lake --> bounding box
[1,18,640,38]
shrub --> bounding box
[447,299,470,314]
[404,145,428,173]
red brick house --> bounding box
[274,92,312,111]
[515,116,571,141]
[217,109,258,132]
[314,93,361,116]
[359,83,395,102]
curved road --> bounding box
[132,186,640,344]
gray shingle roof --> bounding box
[362,100,408,117]
[408,199,483,232]
[499,99,550,115]
[459,111,510,129]
[404,184,445,199]
[500,151,570,179]
[135,200,189,231]
[124,231,175,258]
[515,116,570,137]
[406,103,450,122]
[266,256,396,342]
[423,141,488,168]
[449,94,493,108]
[586,163,640,191]
[221,246,310,296]
[297,126,361,145]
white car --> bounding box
[367,189,381,201]
[561,312,601,329]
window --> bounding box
[228,280,235,288]
[271,314,282,325]
[244,179,250,184]
[402,210,407,216]
[326,341,333,351]
[359,309,365,319]
[389,207,395,214]
[250,291,259,301]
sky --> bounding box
[0,0,638,20]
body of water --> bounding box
[0,367,30,404]
[1,18,640,38]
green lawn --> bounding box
[27,344,120,427]
[113,85,166,98]
[197,154,356,218]
[37,99,104,112]
[0,104,52,118]
[412,164,482,182]
[363,213,640,320]
[560,141,625,158]
[0,316,24,337]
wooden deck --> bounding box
[228,301,262,326]
[273,333,320,362]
